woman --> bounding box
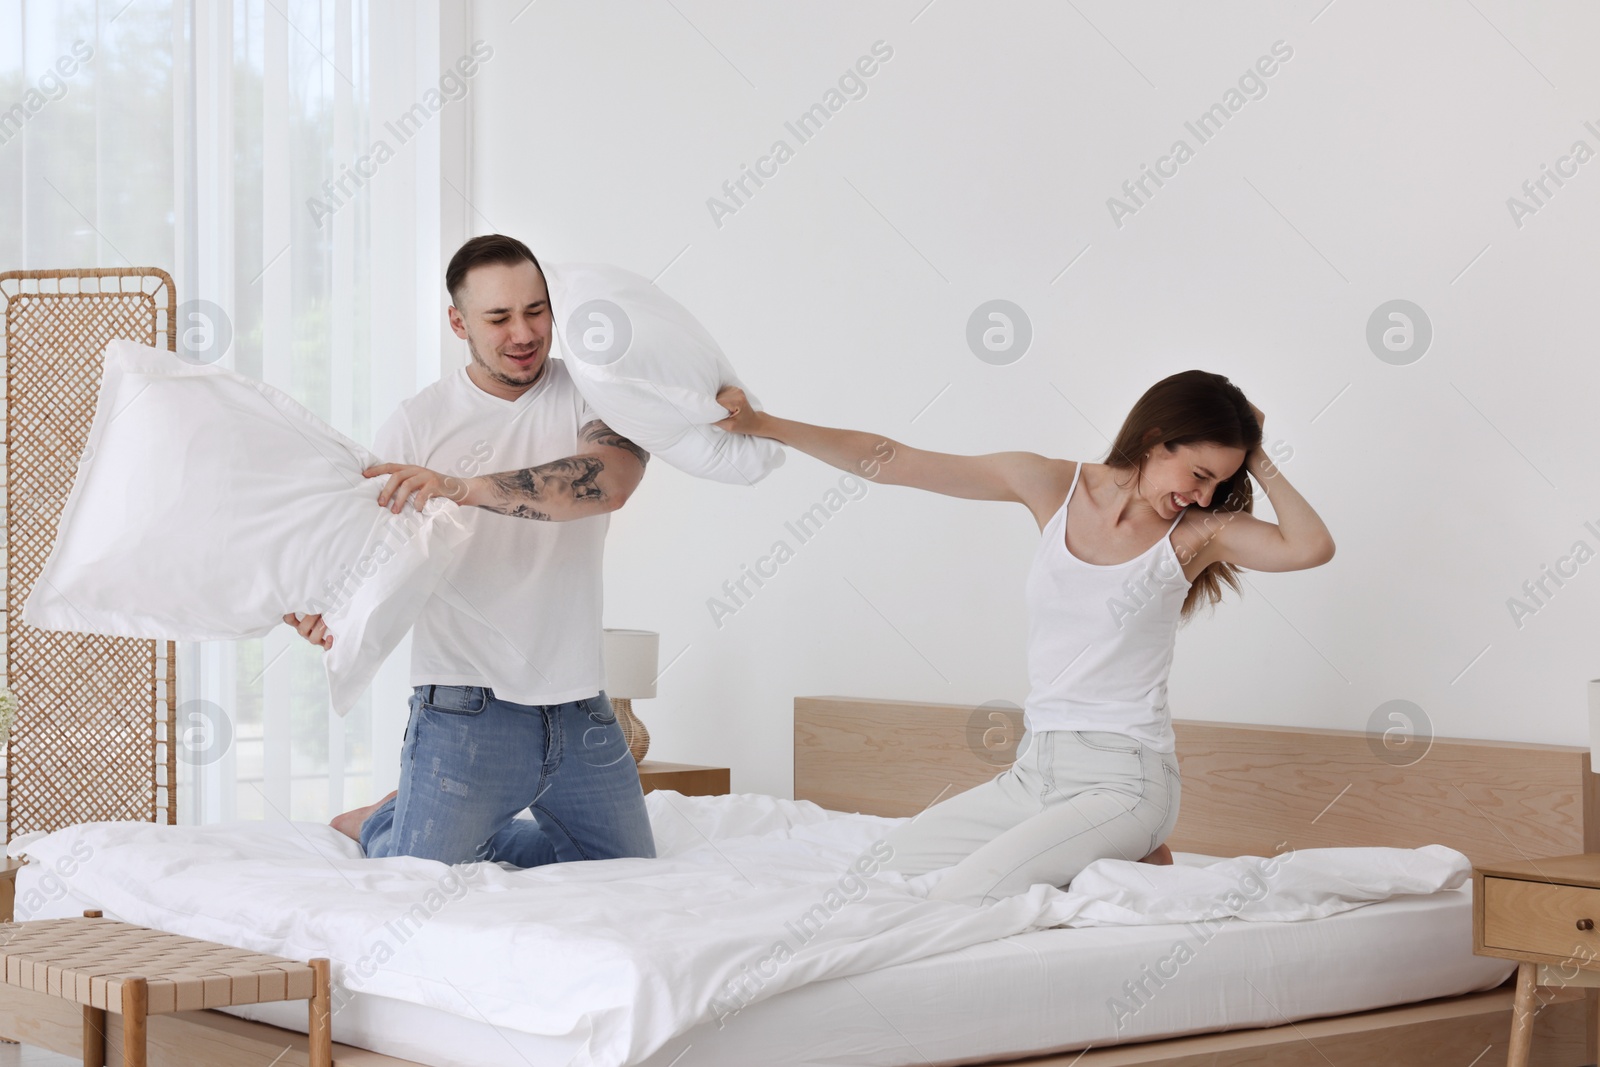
[714,369,1334,905]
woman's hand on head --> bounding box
[1248,401,1266,435]
[714,385,767,437]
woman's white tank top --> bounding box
[1023,462,1190,753]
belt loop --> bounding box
[422,684,434,704]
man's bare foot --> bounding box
[331,790,397,843]
[1139,843,1173,865]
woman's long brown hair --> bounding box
[1101,370,1263,620]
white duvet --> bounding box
[11,793,1471,1067]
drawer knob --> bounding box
[1579,919,1595,932]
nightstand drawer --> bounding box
[1482,876,1600,959]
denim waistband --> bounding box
[418,684,494,705]
[415,685,612,709]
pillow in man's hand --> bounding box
[23,339,470,715]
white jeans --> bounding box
[883,729,1181,905]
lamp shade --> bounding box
[604,629,659,700]
[1589,679,1600,766]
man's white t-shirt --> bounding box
[372,358,608,706]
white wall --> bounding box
[463,0,1600,798]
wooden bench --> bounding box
[0,910,331,1067]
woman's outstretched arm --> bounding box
[714,386,1068,511]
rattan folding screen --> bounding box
[0,268,178,842]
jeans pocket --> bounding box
[586,693,618,726]
[1048,731,1145,797]
[1075,730,1142,756]
[421,685,489,716]
[574,694,628,768]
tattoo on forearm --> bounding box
[581,419,650,467]
[478,456,605,520]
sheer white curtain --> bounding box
[0,0,470,827]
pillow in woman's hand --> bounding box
[545,262,785,485]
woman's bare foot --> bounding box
[1139,843,1173,865]
[331,790,397,843]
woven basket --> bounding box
[0,268,178,841]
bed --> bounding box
[0,696,1593,1066]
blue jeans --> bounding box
[360,686,657,868]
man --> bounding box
[287,234,655,868]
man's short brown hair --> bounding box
[445,234,542,306]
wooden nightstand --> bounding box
[636,760,729,797]
[1475,854,1600,1066]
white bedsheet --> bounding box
[223,885,1511,1067]
[11,792,1479,1067]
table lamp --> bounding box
[605,628,659,763]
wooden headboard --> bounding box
[794,696,1600,867]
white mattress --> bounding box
[226,877,1512,1067]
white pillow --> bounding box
[545,262,784,485]
[22,339,470,715]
